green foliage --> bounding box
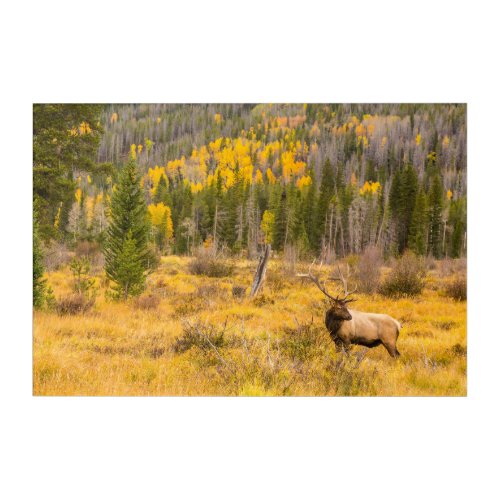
[33,104,104,239]
[314,158,335,251]
[428,175,444,258]
[409,188,428,255]
[104,159,152,299]
[33,202,46,308]
[69,257,96,297]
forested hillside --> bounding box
[34,103,467,260]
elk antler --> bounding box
[297,260,336,301]
[331,264,358,302]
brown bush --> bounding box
[134,294,160,310]
[232,285,247,298]
[188,247,234,278]
[380,251,426,297]
[56,294,95,315]
[445,276,467,301]
[356,246,382,294]
[75,241,105,270]
[43,241,72,271]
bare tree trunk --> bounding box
[250,244,271,297]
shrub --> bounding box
[43,241,72,271]
[172,321,231,353]
[356,246,382,293]
[445,276,467,301]
[75,241,103,269]
[134,293,160,310]
[197,284,227,300]
[188,247,234,277]
[380,251,426,297]
[281,320,326,362]
[56,294,95,315]
[232,285,247,298]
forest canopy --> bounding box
[33,103,467,260]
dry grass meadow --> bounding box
[33,256,467,396]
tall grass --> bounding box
[33,256,467,396]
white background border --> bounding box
[1,1,499,499]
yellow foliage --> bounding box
[254,169,264,184]
[214,113,222,124]
[87,175,92,184]
[416,133,422,146]
[145,138,154,152]
[443,135,450,148]
[85,196,95,225]
[351,172,358,186]
[190,182,203,194]
[110,112,118,124]
[148,203,173,239]
[359,181,382,196]
[138,144,143,154]
[156,117,161,124]
[266,168,277,184]
[78,122,91,135]
[130,144,137,160]
[447,189,453,200]
[296,175,312,189]
[53,202,62,229]
[281,150,306,182]
[75,188,82,204]
[260,210,275,244]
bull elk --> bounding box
[297,262,402,358]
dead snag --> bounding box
[250,244,271,297]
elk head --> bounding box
[297,261,357,321]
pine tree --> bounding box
[389,165,418,253]
[153,174,168,204]
[33,202,46,308]
[302,169,316,250]
[314,158,335,252]
[272,188,288,251]
[104,158,151,299]
[428,174,444,258]
[111,230,147,299]
[409,188,428,255]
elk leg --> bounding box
[382,341,399,358]
[334,339,350,355]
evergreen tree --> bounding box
[389,165,418,253]
[428,174,444,258]
[33,104,104,239]
[153,174,168,204]
[302,169,316,250]
[449,197,466,258]
[111,230,147,299]
[104,158,151,299]
[33,202,46,308]
[314,158,335,252]
[409,189,428,255]
[272,187,288,251]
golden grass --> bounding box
[33,256,466,396]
